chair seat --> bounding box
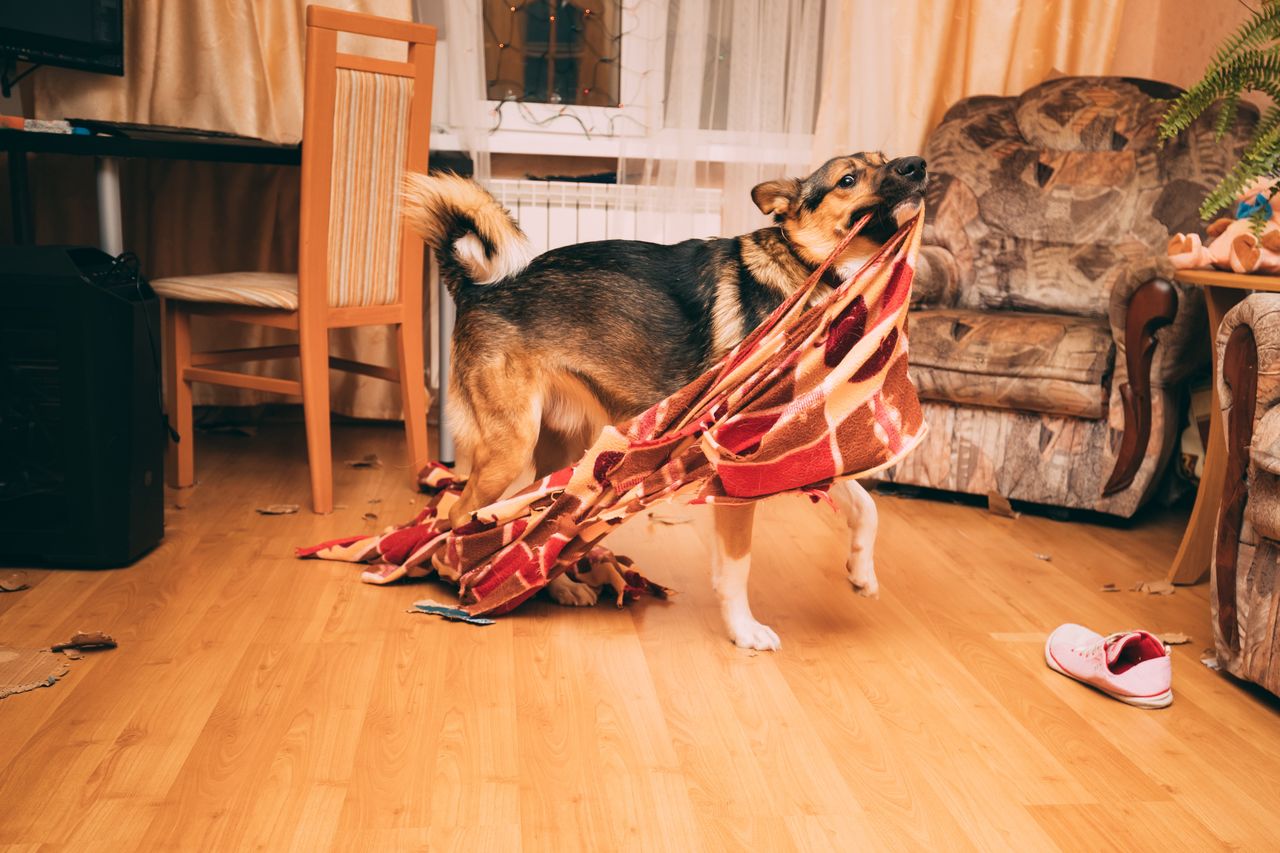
[908,308,1114,419]
[152,272,299,310]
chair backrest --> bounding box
[300,6,436,311]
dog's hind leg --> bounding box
[832,479,879,598]
[447,377,542,530]
[711,502,779,650]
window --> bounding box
[417,0,819,162]
[476,0,656,152]
[484,0,622,108]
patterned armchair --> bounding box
[885,76,1254,516]
[1213,294,1280,697]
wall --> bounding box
[1112,0,1256,88]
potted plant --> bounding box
[1159,0,1280,226]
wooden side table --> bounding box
[1168,269,1280,584]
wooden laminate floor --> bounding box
[1,421,1278,851]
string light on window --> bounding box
[483,0,656,139]
[487,1,625,107]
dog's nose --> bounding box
[892,156,927,182]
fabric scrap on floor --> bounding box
[1133,580,1176,595]
[412,600,496,625]
[50,631,117,653]
[986,491,1019,518]
[0,647,70,700]
[0,571,29,592]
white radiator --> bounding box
[488,179,724,254]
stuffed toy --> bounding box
[1168,179,1280,274]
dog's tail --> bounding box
[401,172,533,298]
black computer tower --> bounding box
[0,246,164,567]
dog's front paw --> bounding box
[547,575,599,607]
[846,554,879,598]
[727,618,781,651]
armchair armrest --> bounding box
[1214,309,1259,655]
[1107,260,1208,388]
[1102,278,1179,495]
[1213,294,1280,686]
[911,244,960,309]
[1099,242,1210,495]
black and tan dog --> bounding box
[403,153,927,649]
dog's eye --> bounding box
[838,174,856,188]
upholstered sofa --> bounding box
[1212,294,1280,697]
[884,76,1254,516]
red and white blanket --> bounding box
[299,210,926,616]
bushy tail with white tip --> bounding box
[401,172,533,297]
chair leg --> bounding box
[299,318,334,514]
[396,315,431,483]
[164,301,195,488]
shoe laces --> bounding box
[1074,631,1128,656]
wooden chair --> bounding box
[153,6,436,513]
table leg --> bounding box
[437,265,455,465]
[95,156,124,256]
[1167,286,1246,585]
[7,148,32,244]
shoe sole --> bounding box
[1044,642,1172,709]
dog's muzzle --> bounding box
[890,156,927,183]
[884,156,927,225]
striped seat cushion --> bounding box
[151,272,299,310]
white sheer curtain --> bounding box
[415,0,491,184]
[620,0,825,237]
[718,0,823,235]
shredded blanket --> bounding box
[299,210,926,615]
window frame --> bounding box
[483,0,661,154]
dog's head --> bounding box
[751,152,926,269]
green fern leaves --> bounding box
[1159,0,1280,221]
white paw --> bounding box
[728,619,781,651]
[846,555,879,598]
[547,577,599,607]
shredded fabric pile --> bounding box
[299,210,926,616]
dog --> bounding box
[402,152,927,650]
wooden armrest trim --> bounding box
[1214,323,1259,652]
[1102,279,1178,497]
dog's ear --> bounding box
[751,178,801,217]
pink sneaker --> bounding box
[1044,623,1172,709]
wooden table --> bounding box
[2,125,302,252]
[1168,268,1280,584]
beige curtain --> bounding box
[32,0,411,144]
[26,0,421,419]
[811,0,1128,162]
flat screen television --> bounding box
[0,0,124,76]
